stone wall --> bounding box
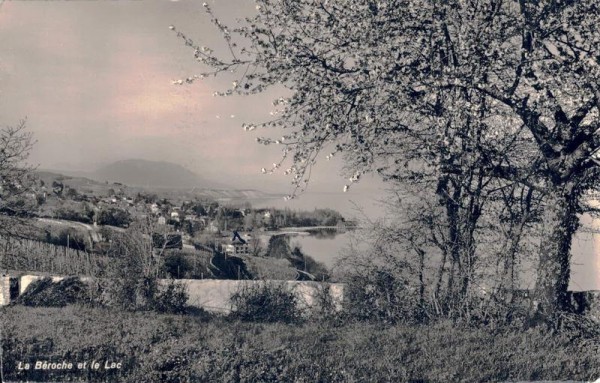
[0,275,19,306]
[169,279,344,314]
[0,276,10,306]
[1,274,345,314]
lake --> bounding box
[248,190,382,269]
[249,190,600,290]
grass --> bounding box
[2,305,600,383]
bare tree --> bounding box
[0,119,35,237]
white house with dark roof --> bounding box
[222,231,250,256]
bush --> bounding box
[162,253,191,279]
[96,272,189,314]
[54,206,92,223]
[344,269,422,324]
[96,207,131,228]
[13,277,92,307]
[265,235,291,259]
[311,284,344,325]
[45,228,89,251]
[98,276,157,311]
[229,283,302,323]
[152,280,189,315]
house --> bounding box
[157,216,167,225]
[222,231,250,256]
[263,211,273,225]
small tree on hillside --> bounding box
[0,119,35,238]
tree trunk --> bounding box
[444,180,462,302]
[535,185,580,315]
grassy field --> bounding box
[2,305,600,383]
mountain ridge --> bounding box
[91,159,229,190]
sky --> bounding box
[0,0,384,195]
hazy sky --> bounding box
[0,0,384,194]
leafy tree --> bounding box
[266,235,291,259]
[96,208,131,228]
[51,181,64,197]
[174,1,600,316]
[65,187,78,200]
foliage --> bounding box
[96,207,131,228]
[264,236,330,280]
[95,219,167,309]
[265,235,291,259]
[12,277,92,308]
[343,265,423,325]
[151,280,189,315]
[162,253,191,279]
[210,252,253,280]
[229,283,302,323]
[53,202,95,224]
[265,208,345,228]
[46,227,89,251]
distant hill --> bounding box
[92,159,227,189]
[35,168,281,204]
[35,170,112,194]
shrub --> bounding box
[98,276,157,311]
[45,228,89,251]
[162,253,191,279]
[311,284,344,325]
[96,207,131,228]
[13,277,92,307]
[266,235,291,259]
[229,283,302,323]
[344,269,421,324]
[152,280,189,315]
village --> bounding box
[0,170,347,283]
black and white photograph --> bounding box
[1,1,600,382]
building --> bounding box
[222,231,250,256]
